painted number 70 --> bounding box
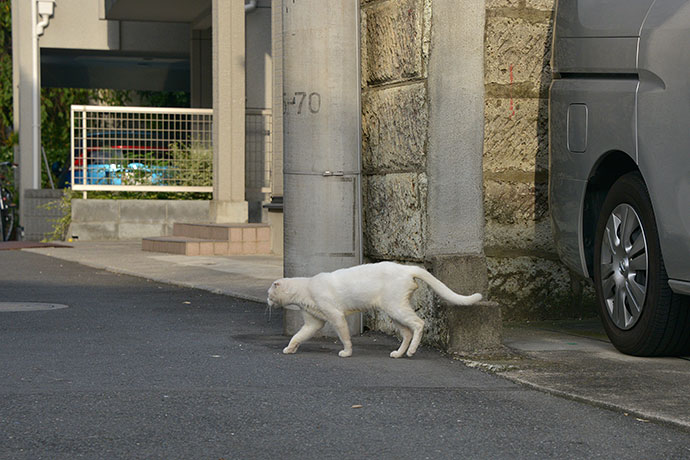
[284,91,321,114]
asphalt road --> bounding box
[2,251,690,459]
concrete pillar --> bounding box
[282,0,363,336]
[191,28,213,109]
[426,0,498,352]
[426,0,488,296]
[267,0,284,256]
[12,0,40,233]
[211,0,248,223]
[270,0,283,198]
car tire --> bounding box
[593,172,690,356]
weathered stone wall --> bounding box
[360,0,591,336]
[483,0,592,320]
[360,0,446,345]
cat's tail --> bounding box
[411,267,483,306]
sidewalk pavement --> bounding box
[23,240,690,432]
[24,240,281,304]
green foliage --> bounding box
[84,191,212,200]
[40,189,75,242]
[138,91,190,108]
[0,0,14,165]
[167,142,213,187]
[40,88,93,183]
[41,88,132,186]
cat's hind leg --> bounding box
[405,315,425,357]
[386,303,425,357]
[283,312,325,354]
[390,321,412,358]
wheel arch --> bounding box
[582,150,640,278]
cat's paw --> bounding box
[390,350,404,358]
[283,346,297,354]
[338,349,352,358]
[406,350,417,358]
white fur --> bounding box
[267,262,482,358]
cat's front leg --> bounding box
[338,347,352,358]
[283,312,324,354]
[282,342,299,354]
[329,314,353,358]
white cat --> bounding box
[267,262,482,358]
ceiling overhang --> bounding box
[41,49,190,92]
[103,0,212,23]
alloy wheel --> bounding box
[599,203,648,330]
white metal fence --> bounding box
[70,105,273,198]
[71,105,214,193]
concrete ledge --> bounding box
[446,300,502,354]
[430,254,488,298]
[69,200,211,241]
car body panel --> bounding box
[637,0,690,281]
[549,77,639,276]
[553,0,655,38]
[553,37,640,75]
[549,0,690,287]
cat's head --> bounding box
[267,278,288,308]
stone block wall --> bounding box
[483,0,593,320]
[360,0,593,326]
[360,0,445,345]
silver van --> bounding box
[549,0,690,356]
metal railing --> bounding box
[70,105,274,199]
[245,108,273,202]
[71,105,214,193]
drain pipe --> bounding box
[31,0,55,189]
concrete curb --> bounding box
[498,372,690,432]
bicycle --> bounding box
[0,161,17,241]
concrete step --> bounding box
[173,222,270,243]
[143,223,272,256]
[142,236,229,256]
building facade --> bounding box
[12,0,273,233]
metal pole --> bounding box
[41,146,54,189]
[82,107,87,187]
[31,0,56,189]
[70,105,74,188]
[282,0,363,336]
[31,0,40,189]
